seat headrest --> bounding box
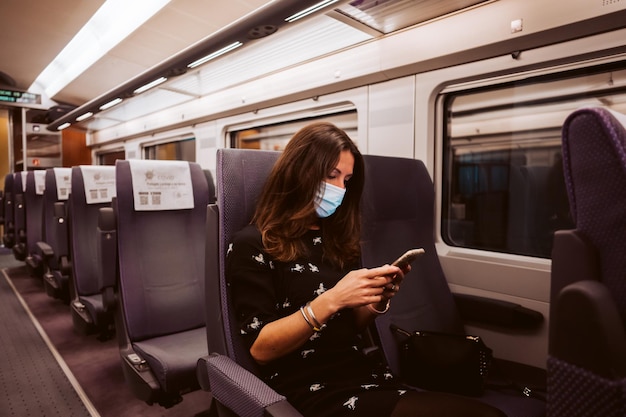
[52,168,72,200]
[34,170,46,195]
[20,171,27,192]
[127,159,194,211]
[79,165,116,204]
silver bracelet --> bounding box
[300,306,315,331]
[305,302,326,332]
[367,298,391,314]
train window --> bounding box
[229,111,357,151]
[144,137,196,161]
[98,150,125,165]
[441,63,626,258]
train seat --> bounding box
[548,107,626,417]
[359,155,546,417]
[38,168,72,300]
[12,172,28,261]
[2,173,15,248]
[196,148,302,417]
[69,166,116,335]
[24,170,47,278]
[113,159,209,408]
[197,148,546,417]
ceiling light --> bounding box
[100,98,123,110]
[58,122,71,130]
[29,0,172,99]
[187,41,243,69]
[76,112,94,122]
[285,0,338,22]
[133,77,168,94]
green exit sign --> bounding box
[0,88,41,105]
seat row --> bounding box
[2,154,549,416]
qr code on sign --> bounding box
[139,192,148,205]
[151,192,161,205]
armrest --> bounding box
[35,241,54,258]
[550,280,626,378]
[98,207,118,311]
[197,354,303,417]
[453,293,543,330]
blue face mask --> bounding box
[315,182,346,218]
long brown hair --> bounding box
[252,121,364,268]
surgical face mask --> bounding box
[315,182,346,218]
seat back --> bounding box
[361,155,546,417]
[12,172,27,260]
[548,107,626,417]
[560,107,626,319]
[43,168,71,271]
[3,173,15,248]
[115,159,208,342]
[23,171,47,275]
[69,166,116,298]
[205,149,281,373]
[359,155,464,375]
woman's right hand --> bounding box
[321,264,401,312]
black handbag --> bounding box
[391,324,493,396]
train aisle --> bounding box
[0,248,212,417]
[0,249,96,416]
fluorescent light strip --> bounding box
[29,0,172,99]
[187,41,243,68]
[133,77,168,94]
[58,122,71,130]
[285,0,338,22]
[76,112,94,121]
[100,98,123,110]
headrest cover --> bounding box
[20,171,27,192]
[34,170,46,195]
[79,165,116,204]
[53,168,72,200]
[128,160,194,211]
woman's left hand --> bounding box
[382,264,410,299]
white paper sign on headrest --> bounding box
[53,168,72,200]
[129,160,194,211]
[21,171,27,192]
[34,170,46,195]
[80,166,116,204]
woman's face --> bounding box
[326,149,354,189]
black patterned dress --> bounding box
[228,225,407,417]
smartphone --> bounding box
[391,248,425,269]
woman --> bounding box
[228,122,505,417]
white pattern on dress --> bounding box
[314,283,327,295]
[308,263,319,273]
[309,383,324,392]
[248,317,262,330]
[291,263,305,273]
[301,349,315,358]
[313,237,322,245]
[361,384,378,390]
[227,243,233,256]
[253,253,266,265]
[343,396,358,410]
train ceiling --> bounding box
[0,0,488,131]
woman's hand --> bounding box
[381,263,410,301]
[320,264,401,312]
